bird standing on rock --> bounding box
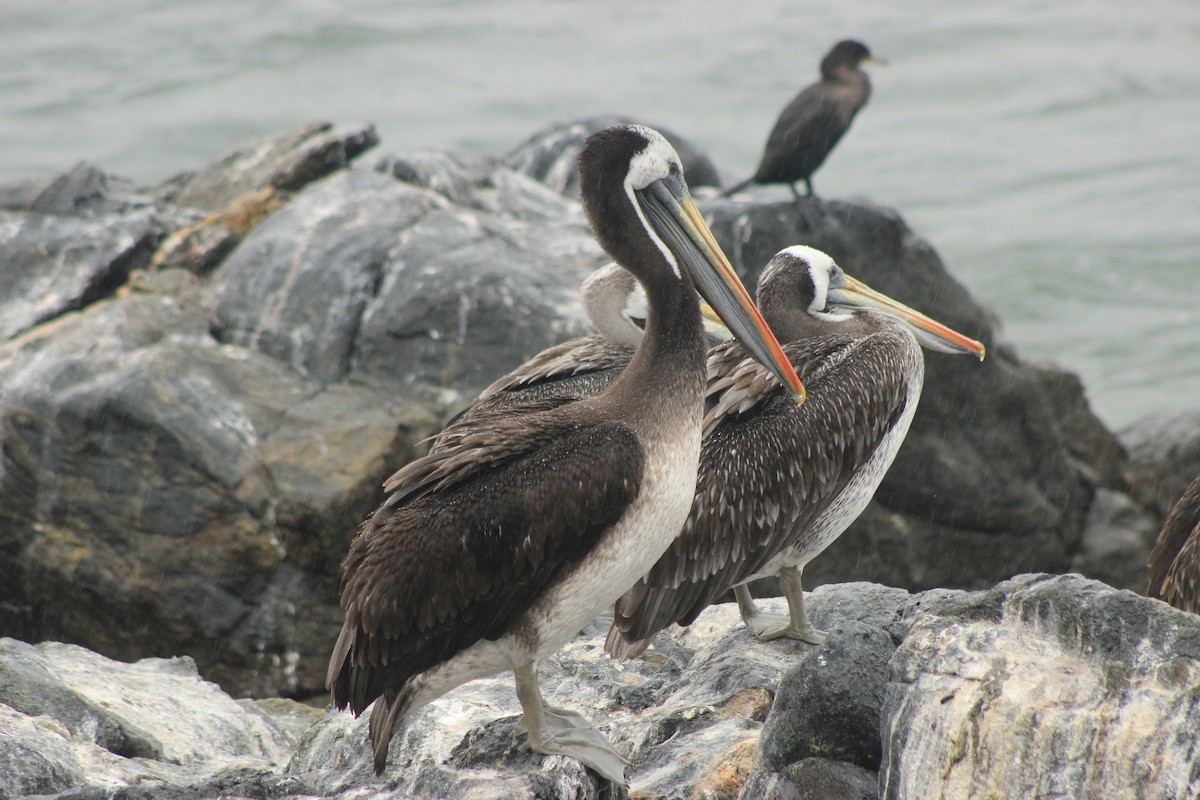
[725,40,880,200]
[325,125,804,784]
[606,245,985,659]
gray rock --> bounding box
[0,291,429,698]
[0,207,168,341]
[376,148,506,206]
[0,638,294,798]
[211,168,444,384]
[162,121,380,211]
[882,573,1200,799]
[1032,364,1130,490]
[213,160,606,406]
[507,115,722,197]
[148,186,287,276]
[754,621,894,772]
[1071,487,1160,592]
[9,577,1198,799]
[1122,411,1200,519]
[26,161,126,215]
[742,758,879,800]
[7,160,162,218]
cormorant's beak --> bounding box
[640,180,806,404]
[830,275,986,360]
[864,56,888,67]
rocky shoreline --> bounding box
[4,576,1198,799]
[2,118,1198,798]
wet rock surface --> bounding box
[882,574,1200,800]
[5,577,1199,799]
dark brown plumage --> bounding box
[1148,475,1200,614]
[325,125,802,783]
[725,40,877,199]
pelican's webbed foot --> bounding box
[513,663,628,784]
[734,571,828,644]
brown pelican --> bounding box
[724,40,880,200]
[326,125,804,783]
[1148,475,1200,613]
[605,245,985,658]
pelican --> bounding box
[1148,475,1200,613]
[605,245,985,658]
[724,40,880,200]
[326,125,804,783]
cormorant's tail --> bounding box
[720,176,757,198]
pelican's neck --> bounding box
[604,272,707,414]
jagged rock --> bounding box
[148,186,287,275]
[0,207,169,340]
[507,115,722,197]
[161,121,380,211]
[741,758,879,800]
[0,291,431,697]
[26,161,119,215]
[882,573,1200,799]
[283,584,905,799]
[376,148,506,206]
[7,578,1198,799]
[753,621,894,772]
[0,638,297,799]
[211,161,606,404]
[210,169,443,384]
[1032,364,1131,489]
[14,161,160,217]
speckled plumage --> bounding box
[1148,475,1200,614]
[610,328,916,641]
[606,246,984,657]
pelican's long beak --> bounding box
[641,180,805,403]
[831,276,986,360]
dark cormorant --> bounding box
[725,40,879,200]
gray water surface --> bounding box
[3,0,1197,427]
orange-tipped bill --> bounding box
[833,275,986,360]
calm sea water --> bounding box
[3,0,1198,428]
